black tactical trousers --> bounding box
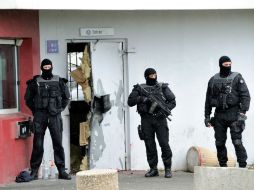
[213,112,247,167]
[30,111,65,171]
[141,114,172,169]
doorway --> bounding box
[67,39,128,172]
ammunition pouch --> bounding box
[148,101,158,114]
[48,88,62,115]
[210,98,219,107]
[48,99,62,115]
[137,103,149,114]
[35,86,49,109]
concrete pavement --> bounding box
[0,171,193,190]
[119,170,193,190]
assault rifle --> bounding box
[138,84,172,121]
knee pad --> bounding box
[233,139,242,146]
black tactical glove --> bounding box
[237,113,247,129]
[155,111,165,118]
[28,117,34,133]
[137,96,150,104]
[204,117,211,127]
[210,117,215,126]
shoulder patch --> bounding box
[240,79,244,84]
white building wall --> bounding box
[39,10,254,171]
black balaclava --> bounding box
[41,58,53,80]
[144,68,157,86]
[219,56,231,77]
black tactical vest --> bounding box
[210,72,239,109]
[34,75,62,115]
[137,83,166,114]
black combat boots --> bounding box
[58,170,72,180]
[164,168,172,178]
[220,163,228,167]
[239,163,247,168]
[30,169,38,180]
[145,168,159,177]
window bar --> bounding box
[75,52,78,99]
[68,53,72,100]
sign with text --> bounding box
[80,28,114,37]
[47,40,59,53]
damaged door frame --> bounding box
[66,38,131,170]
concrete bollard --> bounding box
[186,146,236,172]
[194,166,254,190]
[76,169,119,190]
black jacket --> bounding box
[205,72,250,117]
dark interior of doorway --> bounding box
[67,42,91,174]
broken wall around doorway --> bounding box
[68,43,92,172]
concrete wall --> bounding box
[39,10,254,170]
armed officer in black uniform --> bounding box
[25,59,71,180]
[205,56,251,168]
[128,68,176,178]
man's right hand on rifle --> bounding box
[137,96,151,104]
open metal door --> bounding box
[89,40,126,170]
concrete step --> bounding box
[194,166,254,190]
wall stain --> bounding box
[89,113,106,168]
[114,80,124,123]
